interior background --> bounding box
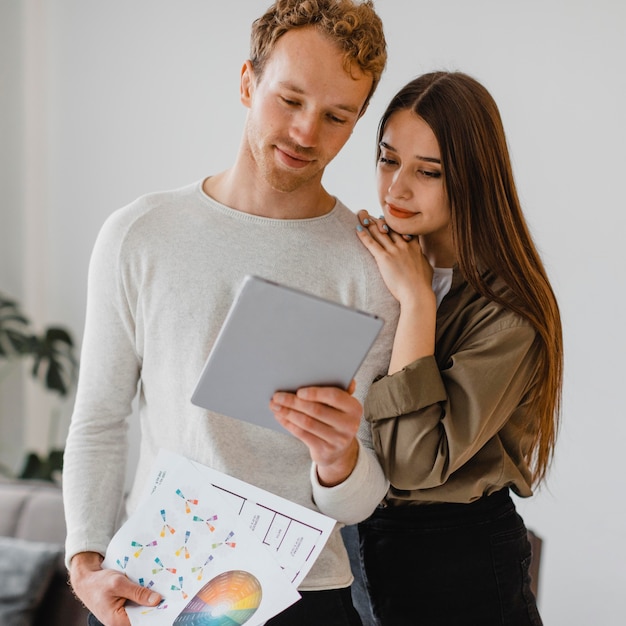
[1,1,624,623]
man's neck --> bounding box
[202,166,336,220]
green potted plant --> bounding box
[0,292,78,480]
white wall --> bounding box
[0,0,25,470]
[1,1,625,623]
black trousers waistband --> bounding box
[366,488,514,526]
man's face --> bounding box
[241,26,373,194]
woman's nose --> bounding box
[388,168,411,199]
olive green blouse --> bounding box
[365,267,540,506]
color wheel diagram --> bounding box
[173,569,262,626]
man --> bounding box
[64,2,397,625]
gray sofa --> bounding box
[0,478,89,626]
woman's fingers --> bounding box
[357,210,416,245]
[356,209,371,224]
[357,217,411,254]
[357,210,389,235]
[357,216,392,250]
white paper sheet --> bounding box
[103,449,336,625]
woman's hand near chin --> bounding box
[356,209,437,374]
[356,209,434,307]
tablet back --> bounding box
[190,275,384,433]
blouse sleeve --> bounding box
[364,318,538,491]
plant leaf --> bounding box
[0,293,78,395]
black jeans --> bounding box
[88,586,362,626]
[350,489,542,626]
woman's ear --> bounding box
[240,60,255,109]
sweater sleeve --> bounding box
[364,320,538,491]
[308,243,395,524]
[309,439,389,525]
[63,208,141,567]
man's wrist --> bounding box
[316,439,359,487]
[69,551,104,577]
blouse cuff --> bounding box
[365,355,446,422]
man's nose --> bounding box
[290,111,321,148]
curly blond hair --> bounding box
[250,0,387,108]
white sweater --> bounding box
[63,180,399,590]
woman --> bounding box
[354,71,562,625]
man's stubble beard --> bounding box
[245,125,325,194]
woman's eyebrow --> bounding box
[379,141,441,164]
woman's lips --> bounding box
[388,205,415,219]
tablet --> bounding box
[190,275,384,433]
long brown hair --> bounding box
[378,71,562,486]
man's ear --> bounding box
[240,60,255,109]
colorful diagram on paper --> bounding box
[173,570,262,625]
[102,451,310,625]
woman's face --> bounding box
[376,109,451,240]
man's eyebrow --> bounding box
[279,81,360,114]
[380,141,441,164]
